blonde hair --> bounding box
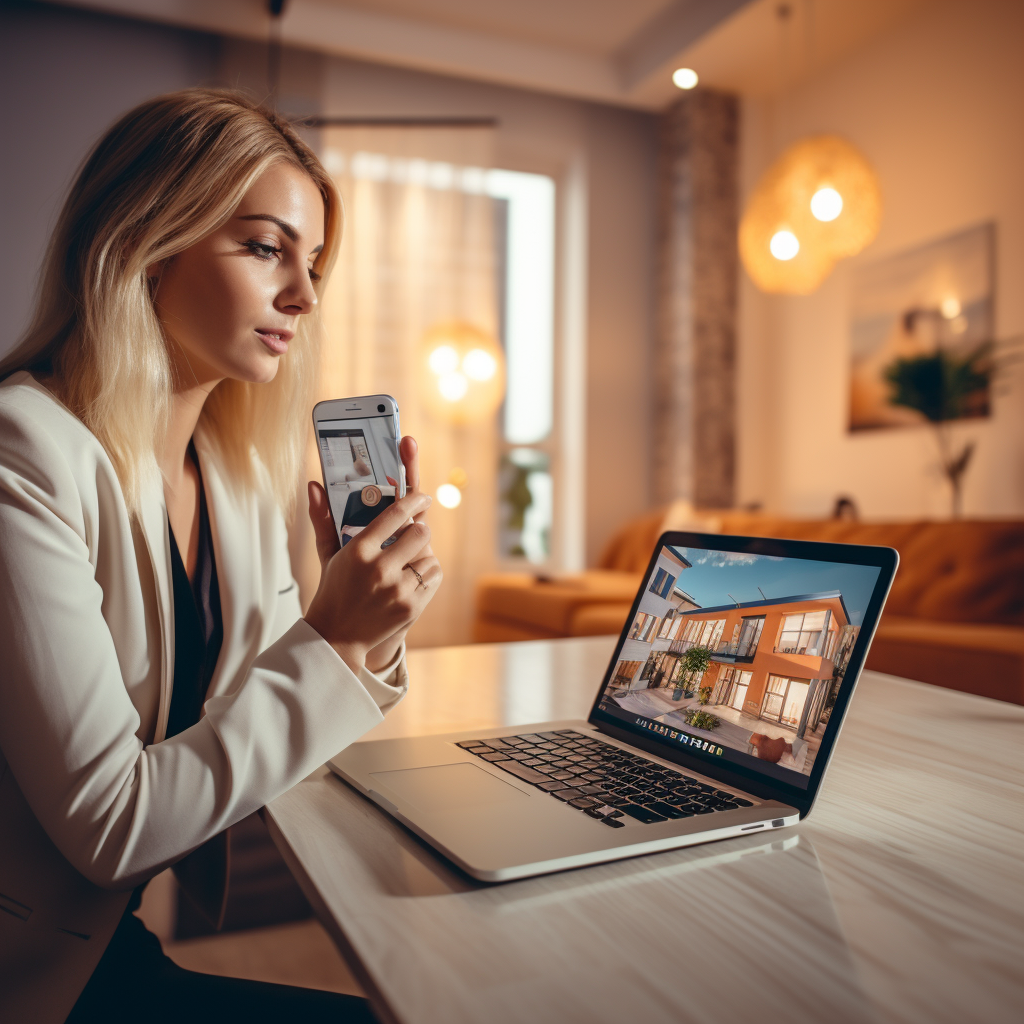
[0,88,341,516]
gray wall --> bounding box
[0,2,218,354]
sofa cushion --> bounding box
[475,571,642,636]
[867,616,1024,704]
[715,515,1024,626]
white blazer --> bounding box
[0,372,408,1023]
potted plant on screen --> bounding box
[675,646,713,701]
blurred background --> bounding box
[3,0,1022,991]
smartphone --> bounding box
[312,395,406,547]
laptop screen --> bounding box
[590,539,884,792]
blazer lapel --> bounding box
[136,464,175,743]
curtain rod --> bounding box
[296,116,499,128]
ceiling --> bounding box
[45,0,932,109]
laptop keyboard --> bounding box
[457,730,753,827]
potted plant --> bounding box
[673,645,713,701]
[883,336,1021,517]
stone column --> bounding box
[653,89,739,509]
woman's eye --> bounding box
[242,240,281,261]
[308,267,322,283]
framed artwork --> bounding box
[848,223,995,431]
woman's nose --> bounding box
[276,263,318,316]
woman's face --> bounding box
[153,160,325,387]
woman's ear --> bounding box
[145,260,166,299]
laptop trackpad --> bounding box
[370,762,529,811]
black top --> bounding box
[165,442,223,739]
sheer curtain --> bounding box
[292,126,500,647]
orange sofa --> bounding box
[473,509,1024,705]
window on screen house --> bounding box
[649,568,676,599]
[491,170,557,564]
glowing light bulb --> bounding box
[462,348,497,381]
[427,344,459,375]
[436,483,462,509]
[810,187,843,222]
[770,230,800,261]
[672,68,699,90]
[940,296,961,319]
[437,372,468,402]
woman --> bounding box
[0,90,440,1022]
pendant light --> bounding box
[739,134,882,295]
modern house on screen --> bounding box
[613,572,858,743]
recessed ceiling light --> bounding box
[672,68,699,90]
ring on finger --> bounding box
[405,564,426,588]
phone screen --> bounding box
[317,414,403,546]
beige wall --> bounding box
[736,0,1024,520]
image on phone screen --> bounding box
[316,415,403,546]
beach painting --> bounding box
[848,223,995,431]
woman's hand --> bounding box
[304,435,441,674]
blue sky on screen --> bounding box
[665,547,882,626]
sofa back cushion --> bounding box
[598,509,1024,626]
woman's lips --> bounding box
[255,328,293,354]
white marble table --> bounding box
[265,637,1024,1024]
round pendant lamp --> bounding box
[739,135,882,295]
[419,321,506,424]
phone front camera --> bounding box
[377,403,385,413]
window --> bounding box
[649,568,676,599]
[734,616,766,658]
[657,610,677,639]
[776,610,833,656]
[493,170,557,563]
[628,613,658,642]
[611,660,642,688]
[761,675,811,727]
[717,667,753,710]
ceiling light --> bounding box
[672,68,699,90]
[436,483,462,509]
[739,135,882,294]
[437,372,468,402]
[427,344,459,375]
[462,348,497,381]
[940,297,962,319]
[810,187,843,222]
[419,322,506,424]
[770,230,800,261]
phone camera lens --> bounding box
[377,403,385,413]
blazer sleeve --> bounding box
[0,410,406,892]
[264,501,409,711]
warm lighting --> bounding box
[463,348,497,381]
[419,322,506,424]
[428,344,459,374]
[739,135,882,294]
[940,296,962,319]
[672,68,699,90]
[770,230,800,261]
[950,315,968,335]
[810,187,843,222]
[437,372,468,402]
[436,483,462,509]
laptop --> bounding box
[329,531,898,881]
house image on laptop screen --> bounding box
[601,546,863,778]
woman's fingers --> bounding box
[404,554,442,589]
[307,481,340,566]
[355,491,431,550]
